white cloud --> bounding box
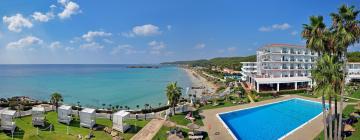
[82,31,112,42]
[50,4,57,9]
[103,39,114,44]
[32,11,54,22]
[148,40,167,55]
[123,24,161,37]
[194,43,206,49]
[3,14,33,32]
[148,40,166,50]
[291,31,298,36]
[258,23,291,32]
[65,47,74,51]
[111,44,142,55]
[227,47,237,51]
[49,41,61,49]
[6,36,43,50]
[80,42,104,50]
[167,25,172,30]
[58,0,80,19]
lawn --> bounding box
[152,126,209,140]
[199,95,249,110]
[314,105,360,140]
[169,111,204,126]
[0,111,149,140]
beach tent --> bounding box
[80,108,96,129]
[112,110,130,132]
[32,106,45,126]
[0,110,16,132]
[58,105,72,125]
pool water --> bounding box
[218,98,324,140]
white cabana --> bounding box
[112,110,130,132]
[31,106,45,126]
[58,105,72,125]
[0,110,16,132]
[80,108,96,129]
[32,106,45,126]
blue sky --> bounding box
[0,0,359,64]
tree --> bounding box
[312,55,343,140]
[50,92,63,112]
[330,5,360,140]
[102,103,106,109]
[165,82,182,115]
[136,105,140,111]
[158,102,162,107]
[115,105,119,111]
[302,4,360,140]
[144,104,149,120]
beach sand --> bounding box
[182,68,217,97]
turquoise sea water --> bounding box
[0,65,191,108]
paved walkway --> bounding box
[130,119,165,140]
[200,95,329,140]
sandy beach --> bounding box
[182,67,217,97]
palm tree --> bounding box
[102,103,106,109]
[77,101,80,119]
[136,105,140,111]
[312,55,343,140]
[108,104,112,110]
[115,105,119,111]
[50,92,63,112]
[144,104,149,120]
[165,82,182,115]
[302,15,329,56]
[330,5,360,139]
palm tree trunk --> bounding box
[337,52,347,140]
[323,95,328,140]
[329,96,333,140]
[334,97,338,140]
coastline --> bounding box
[182,67,217,97]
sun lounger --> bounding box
[189,135,203,140]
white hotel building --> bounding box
[241,44,360,93]
[241,44,317,92]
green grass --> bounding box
[314,105,360,140]
[199,100,237,110]
[152,126,209,140]
[0,111,149,140]
[169,111,204,126]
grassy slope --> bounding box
[314,105,360,140]
[0,112,149,140]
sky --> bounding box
[0,0,359,64]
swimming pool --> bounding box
[218,98,324,140]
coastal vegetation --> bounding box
[50,92,63,112]
[162,55,256,70]
[302,4,360,140]
[165,82,183,115]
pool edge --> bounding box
[216,97,326,140]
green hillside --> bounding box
[162,55,256,70]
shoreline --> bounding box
[182,67,217,97]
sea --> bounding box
[0,64,192,108]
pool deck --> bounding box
[200,95,328,140]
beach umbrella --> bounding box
[167,134,182,140]
[187,123,200,132]
[344,124,356,132]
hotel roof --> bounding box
[258,44,306,50]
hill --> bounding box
[162,55,256,70]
